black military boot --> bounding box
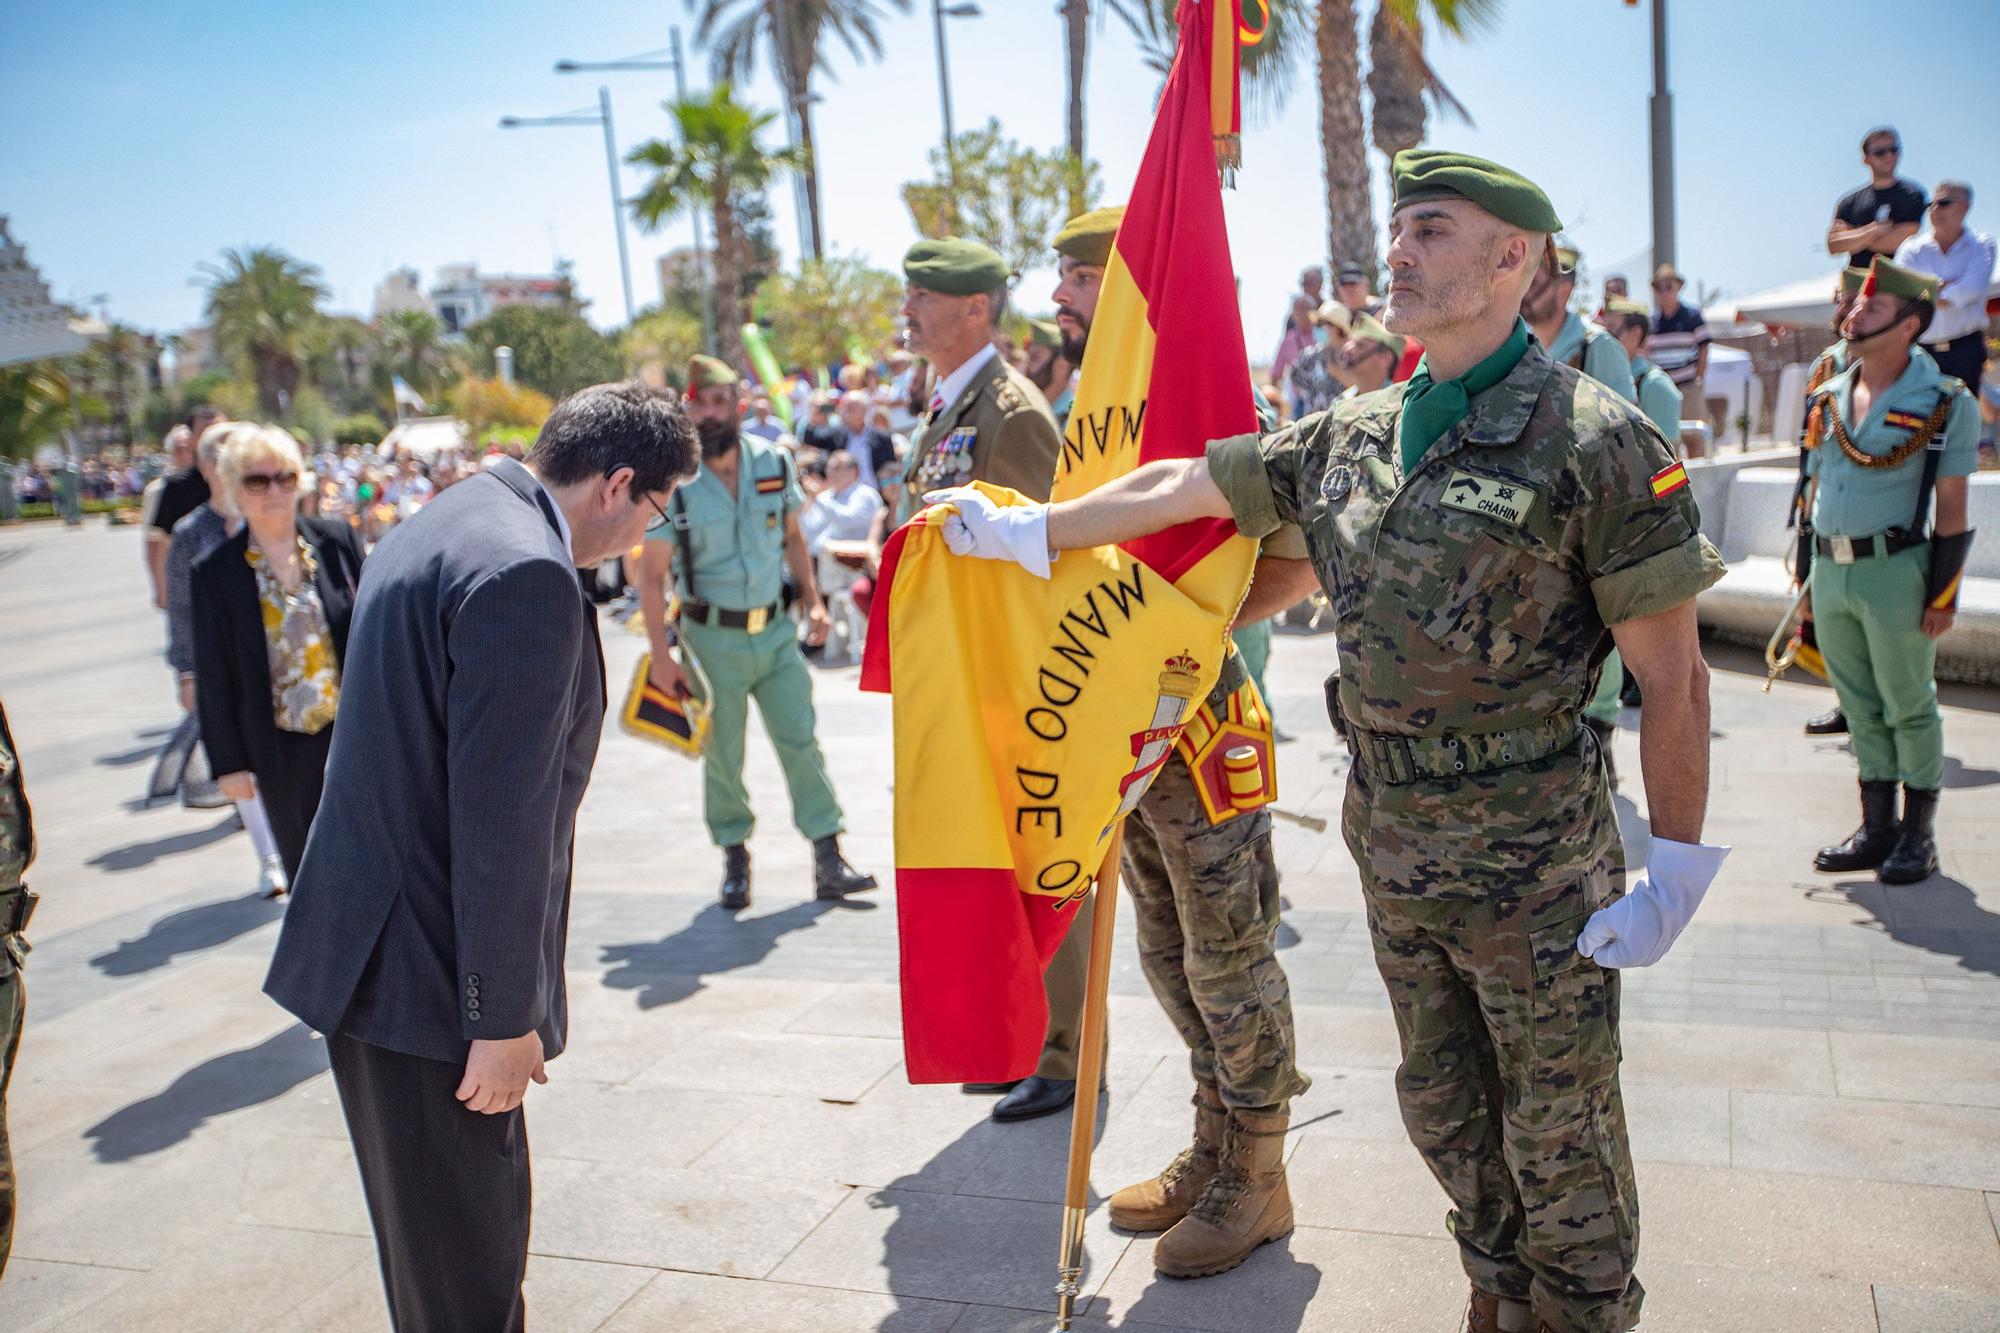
[1813,780,1900,873]
[813,835,877,900]
[719,844,752,911]
[1804,705,1848,735]
[1877,786,1940,885]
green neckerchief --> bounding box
[1397,317,1531,476]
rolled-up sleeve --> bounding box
[1206,421,1313,541]
[1584,422,1726,626]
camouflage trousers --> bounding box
[0,964,20,1282]
[1365,859,1640,1333]
[1120,758,1309,1114]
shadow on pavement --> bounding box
[1119,1240,1323,1332]
[1833,874,2000,978]
[83,1023,327,1162]
[94,740,163,768]
[89,892,284,977]
[1941,755,2000,789]
[599,897,870,1009]
[85,812,239,871]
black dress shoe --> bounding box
[962,1081,1023,1095]
[720,844,751,912]
[1804,706,1848,735]
[812,835,878,900]
[992,1075,1077,1122]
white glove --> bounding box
[1575,837,1730,968]
[923,487,1055,579]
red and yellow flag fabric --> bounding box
[861,1,1257,1083]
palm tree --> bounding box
[1062,1,1091,215]
[688,0,912,262]
[376,310,451,402]
[198,246,327,419]
[628,87,807,367]
[91,322,148,448]
[0,362,94,461]
[1112,0,1312,125]
[1322,0,1500,285]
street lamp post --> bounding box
[556,30,718,348]
[1648,0,1676,269]
[931,1,982,190]
[498,88,638,325]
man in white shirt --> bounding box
[742,395,785,442]
[1897,180,1996,390]
[799,450,883,557]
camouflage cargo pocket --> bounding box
[1181,810,1278,949]
[1526,880,1619,1127]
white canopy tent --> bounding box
[1720,265,2000,328]
[375,417,469,463]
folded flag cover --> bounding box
[862,0,1258,1083]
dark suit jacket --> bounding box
[191,516,364,781]
[803,425,897,483]
[264,459,606,1064]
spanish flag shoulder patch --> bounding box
[1649,461,1690,499]
[754,474,787,495]
[1884,409,1928,432]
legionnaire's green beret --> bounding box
[903,237,1011,295]
[1839,265,1870,295]
[1863,257,1941,304]
[1051,206,1125,267]
[1348,313,1406,357]
[686,354,738,389]
[1027,318,1062,349]
[1390,149,1563,234]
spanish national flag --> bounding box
[860,0,1258,1083]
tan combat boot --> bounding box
[1462,1286,1533,1333]
[1107,1082,1225,1233]
[1152,1106,1293,1277]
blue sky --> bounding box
[6,0,1997,351]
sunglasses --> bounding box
[1930,197,1963,209]
[1652,280,1679,291]
[1866,144,1901,157]
[240,471,299,495]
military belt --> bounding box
[681,599,781,633]
[1815,530,1926,564]
[0,885,35,936]
[1345,714,1583,787]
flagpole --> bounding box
[1054,823,1125,1330]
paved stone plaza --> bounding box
[1,518,1996,1332]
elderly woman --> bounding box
[191,426,366,888]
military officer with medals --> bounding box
[1803,258,1977,885]
[639,355,877,911]
[937,152,1731,1333]
[1799,265,1872,738]
[897,238,1064,523]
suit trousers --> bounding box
[327,1031,531,1333]
[1036,887,1094,1081]
[258,725,334,880]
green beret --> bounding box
[686,354,738,390]
[1347,313,1405,357]
[1391,149,1563,234]
[1027,318,1062,350]
[1839,265,1870,295]
[1863,257,1940,304]
[903,237,1011,295]
[1052,206,1125,267]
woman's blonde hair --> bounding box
[217,425,307,509]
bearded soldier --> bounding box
[1804,258,1977,885]
[935,151,1731,1333]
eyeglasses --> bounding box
[1866,143,1901,158]
[644,493,672,534]
[240,471,299,495]
[1652,281,1678,291]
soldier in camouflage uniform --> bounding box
[939,153,1732,1333]
[0,696,40,1281]
[1041,206,1317,1277]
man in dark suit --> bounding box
[804,389,896,491]
[264,382,697,1332]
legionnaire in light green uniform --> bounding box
[1799,265,1873,738]
[1035,205,1314,1276]
[937,152,1733,1333]
[1602,298,1685,438]
[1804,259,1978,885]
[0,697,40,1280]
[637,355,876,912]
[898,238,1064,523]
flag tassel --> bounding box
[1054,824,1126,1331]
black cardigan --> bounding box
[191,516,365,779]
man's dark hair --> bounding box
[1608,309,1650,339]
[1861,126,1899,152]
[1903,300,1936,343]
[527,381,698,494]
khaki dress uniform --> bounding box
[899,354,1063,522]
[1210,323,1723,1330]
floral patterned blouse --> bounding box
[246,536,340,734]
